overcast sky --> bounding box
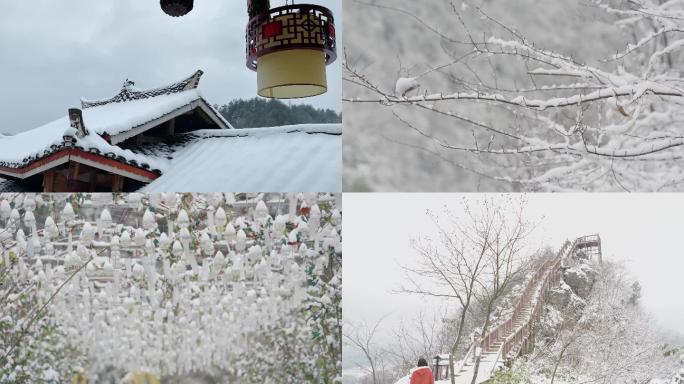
[0,0,341,134]
[343,193,684,368]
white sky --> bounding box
[0,0,341,134]
[343,193,684,366]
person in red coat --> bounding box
[410,357,435,384]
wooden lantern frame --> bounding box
[245,3,337,71]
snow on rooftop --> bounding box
[81,89,207,136]
[142,124,342,192]
[76,131,168,171]
[0,116,69,166]
[0,72,341,192]
[0,91,215,165]
[0,70,231,169]
[0,113,170,172]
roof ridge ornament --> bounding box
[122,79,136,90]
[81,70,204,109]
[68,108,89,138]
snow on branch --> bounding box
[347,82,682,110]
[343,0,684,191]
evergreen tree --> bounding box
[217,98,342,128]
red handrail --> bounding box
[448,235,602,379]
[478,238,577,357]
[495,239,578,361]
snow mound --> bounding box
[395,77,420,97]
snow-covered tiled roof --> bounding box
[0,71,341,191]
[0,123,341,191]
[142,124,342,192]
[0,70,231,172]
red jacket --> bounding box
[409,366,435,384]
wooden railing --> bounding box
[452,236,600,378]
[497,239,577,361]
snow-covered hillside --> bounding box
[346,244,683,384]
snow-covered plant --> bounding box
[344,0,684,191]
[0,192,342,384]
[487,367,530,384]
[0,194,88,383]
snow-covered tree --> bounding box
[399,196,536,384]
[524,259,680,383]
[344,0,684,191]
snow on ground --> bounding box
[142,124,342,192]
[394,354,503,384]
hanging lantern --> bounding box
[160,0,194,17]
[246,1,337,99]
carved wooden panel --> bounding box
[246,4,336,70]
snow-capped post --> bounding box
[246,0,337,99]
[160,0,193,17]
[206,205,216,238]
[68,108,88,138]
[62,201,76,252]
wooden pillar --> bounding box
[88,170,97,192]
[166,118,176,143]
[112,175,124,192]
[67,162,80,191]
[43,171,55,193]
[68,162,80,181]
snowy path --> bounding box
[394,352,502,384]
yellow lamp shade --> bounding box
[257,49,327,99]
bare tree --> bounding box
[344,315,391,384]
[526,304,585,384]
[465,197,535,384]
[389,310,450,375]
[400,196,536,384]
